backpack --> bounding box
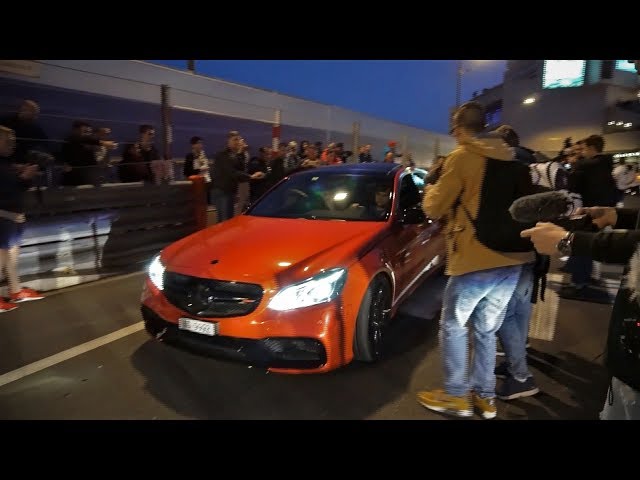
[461,157,537,253]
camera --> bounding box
[552,214,600,233]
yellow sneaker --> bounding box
[416,389,472,418]
[472,392,497,419]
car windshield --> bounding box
[247,172,395,221]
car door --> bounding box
[390,172,442,302]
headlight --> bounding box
[148,255,165,291]
[268,268,347,311]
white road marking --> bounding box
[0,321,145,388]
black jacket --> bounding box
[359,153,373,163]
[119,143,156,183]
[573,208,640,390]
[568,154,618,207]
[246,157,269,202]
[59,133,102,186]
[211,148,250,194]
[0,114,49,164]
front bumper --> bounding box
[142,305,327,370]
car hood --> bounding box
[161,215,385,285]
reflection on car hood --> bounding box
[162,215,385,283]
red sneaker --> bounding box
[10,288,45,303]
[0,299,18,313]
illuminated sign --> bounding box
[542,60,586,89]
[616,60,637,73]
[613,151,640,159]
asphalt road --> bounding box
[0,265,614,420]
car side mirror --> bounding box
[399,205,426,224]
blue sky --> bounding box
[148,60,506,134]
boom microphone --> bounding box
[509,191,574,223]
[509,190,598,232]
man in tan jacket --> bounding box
[416,102,534,419]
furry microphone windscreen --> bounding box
[509,190,574,223]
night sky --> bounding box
[148,60,506,134]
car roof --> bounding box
[292,162,403,177]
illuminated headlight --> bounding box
[268,268,347,311]
[148,255,165,291]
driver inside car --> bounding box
[370,185,392,219]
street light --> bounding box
[455,60,467,108]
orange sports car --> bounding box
[141,163,445,374]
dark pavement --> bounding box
[0,263,615,420]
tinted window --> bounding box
[398,174,422,210]
[247,172,395,221]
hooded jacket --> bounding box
[422,134,535,276]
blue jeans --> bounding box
[440,264,522,398]
[211,188,235,223]
[497,262,534,381]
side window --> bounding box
[398,174,421,210]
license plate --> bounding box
[178,317,218,336]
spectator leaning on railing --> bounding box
[0,99,49,165]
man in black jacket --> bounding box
[561,135,619,303]
[358,144,373,163]
[522,207,640,419]
[61,121,117,186]
[246,147,271,204]
[0,100,49,165]
[494,125,537,165]
[210,131,263,223]
[491,125,542,399]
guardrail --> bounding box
[8,178,207,295]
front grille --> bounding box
[163,271,263,318]
[141,306,327,369]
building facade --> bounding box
[471,60,640,160]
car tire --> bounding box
[353,275,393,363]
[144,319,160,337]
[144,317,167,341]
